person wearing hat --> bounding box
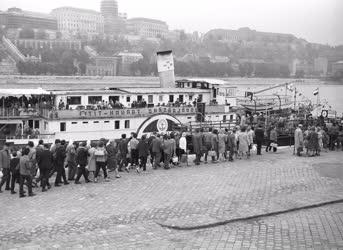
[294,124,304,156]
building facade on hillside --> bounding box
[86,56,120,76]
[290,59,314,76]
[14,39,82,50]
[100,0,123,35]
[117,52,143,75]
[314,57,328,76]
[204,27,296,44]
[127,18,168,38]
[331,61,343,76]
[51,7,104,39]
[0,8,57,31]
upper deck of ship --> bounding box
[0,76,161,91]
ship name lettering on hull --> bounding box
[79,107,195,118]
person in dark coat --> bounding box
[162,135,173,169]
[152,134,163,169]
[0,142,11,193]
[37,144,53,191]
[137,135,149,172]
[118,134,128,172]
[148,133,156,165]
[203,128,214,163]
[9,151,20,194]
[254,124,265,155]
[75,142,92,184]
[54,140,69,187]
[192,128,203,165]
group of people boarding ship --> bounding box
[0,118,342,198]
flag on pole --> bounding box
[313,88,319,96]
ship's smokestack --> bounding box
[156,50,175,88]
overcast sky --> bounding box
[1,0,342,45]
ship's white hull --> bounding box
[7,111,235,145]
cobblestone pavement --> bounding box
[1,148,343,249]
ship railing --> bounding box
[0,108,41,118]
[6,133,56,140]
[188,120,238,132]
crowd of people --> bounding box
[0,119,342,198]
[294,122,343,157]
[0,96,53,113]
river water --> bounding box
[223,78,343,116]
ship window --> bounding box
[223,115,227,122]
[169,95,174,103]
[159,95,163,102]
[67,96,81,105]
[114,120,120,129]
[104,121,110,123]
[83,121,88,124]
[189,95,193,101]
[126,96,130,102]
[94,121,99,123]
[125,120,130,128]
[44,122,48,130]
[34,120,39,129]
[230,115,233,120]
[60,122,66,132]
[28,120,33,128]
[72,122,78,124]
[148,95,153,103]
[187,117,192,119]
[88,96,102,104]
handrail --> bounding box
[0,108,40,118]
[2,36,26,62]
[6,133,56,140]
